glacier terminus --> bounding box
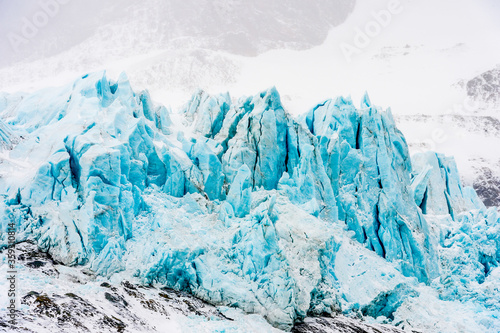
[0,72,499,332]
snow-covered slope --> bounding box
[0,72,499,332]
[0,0,355,68]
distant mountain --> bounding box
[0,0,355,68]
[467,68,500,106]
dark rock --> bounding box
[292,316,411,333]
[473,165,500,207]
[101,315,126,333]
[104,292,129,307]
[25,260,46,268]
[466,69,500,104]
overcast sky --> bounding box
[0,0,355,68]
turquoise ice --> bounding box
[0,72,498,331]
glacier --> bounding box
[0,72,499,332]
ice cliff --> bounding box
[1,72,499,332]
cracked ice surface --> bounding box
[0,72,499,332]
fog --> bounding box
[0,0,355,68]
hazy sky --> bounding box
[0,0,355,68]
[0,0,127,67]
[0,0,498,114]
